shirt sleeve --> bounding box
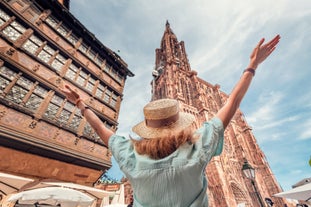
[194,117,224,163]
[108,134,134,171]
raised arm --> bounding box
[61,85,114,146]
[216,35,281,128]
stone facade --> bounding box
[0,0,133,185]
[152,21,291,207]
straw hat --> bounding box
[132,99,195,139]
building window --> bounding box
[0,9,10,24]
[111,94,118,108]
[87,50,96,60]
[86,77,95,92]
[22,35,42,54]
[65,64,79,80]
[76,70,87,86]
[2,21,26,41]
[78,43,88,54]
[51,54,66,72]
[38,44,55,63]
[68,113,81,131]
[55,101,72,126]
[68,33,78,46]
[103,89,111,103]
[6,82,28,104]
[45,16,58,28]
[95,84,104,99]
[44,95,61,119]
[25,85,48,111]
[56,25,69,37]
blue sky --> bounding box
[70,0,311,191]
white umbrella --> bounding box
[0,172,34,195]
[8,186,96,207]
[19,179,116,199]
[42,181,115,199]
[274,182,311,201]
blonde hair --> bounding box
[132,128,196,160]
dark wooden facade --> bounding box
[152,21,292,207]
[0,0,133,185]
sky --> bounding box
[70,0,311,192]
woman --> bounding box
[62,35,280,207]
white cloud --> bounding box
[299,119,311,140]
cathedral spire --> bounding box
[155,21,191,72]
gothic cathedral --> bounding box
[152,21,289,207]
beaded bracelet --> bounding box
[243,68,255,76]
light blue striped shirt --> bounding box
[109,117,224,207]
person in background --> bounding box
[62,35,280,207]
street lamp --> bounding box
[242,160,265,207]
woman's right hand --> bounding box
[248,34,281,69]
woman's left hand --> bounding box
[61,85,80,105]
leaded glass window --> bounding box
[16,76,33,90]
[116,73,123,83]
[38,45,55,63]
[111,94,118,108]
[103,64,110,73]
[68,34,78,45]
[22,39,38,54]
[87,50,96,60]
[68,114,81,131]
[33,85,48,97]
[0,17,5,26]
[95,84,104,99]
[86,77,95,92]
[56,25,69,37]
[51,58,63,71]
[44,102,59,118]
[104,89,111,103]
[0,9,10,22]
[44,95,63,119]
[65,64,78,80]
[0,66,15,93]
[0,76,10,92]
[0,66,17,80]
[95,56,103,66]
[51,54,66,72]
[25,93,41,111]
[22,35,43,54]
[6,85,28,104]
[79,43,88,53]
[45,16,58,27]
[83,122,93,137]
[56,108,71,125]
[76,70,87,86]
[11,21,26,33]
[2,25,22,41]
[29,35,43,46]
[25,85,48,111]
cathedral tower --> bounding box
[152,21,290,207]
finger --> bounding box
[256,38,265,48]
[266,35,281,47]
[65,85,75,92]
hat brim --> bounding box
[132,112,195,139]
